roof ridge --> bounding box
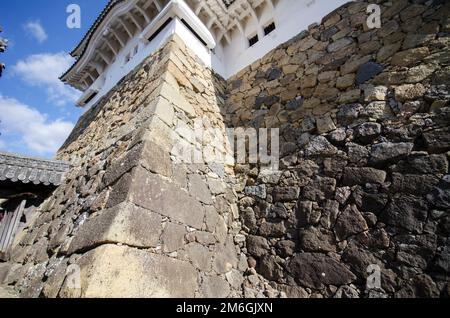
[0,151,71,167]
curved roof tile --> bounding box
[0,152,71,187]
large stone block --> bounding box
[71,245,198,298]
[68,203,163,254]
[126,166,205,229]
[288,253,356,289]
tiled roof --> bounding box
[0,152,71,186]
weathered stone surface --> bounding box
[299,227,336,253]
[304,136,338,157]
[289,253,356,289]
[316,114,336,134]
[423,131,450,153]
[392,173,440,195]
[395,154,448,175]
[273,187,300,202]
[384,195,428,234]
[68,203,163,254]
[336,74,355,89]
[334,205,369,241]
[184,243,211,271]
[327,38,353,53]
[246,236,270,258]
[259,221,286,238]
[244,185,267,199]
[337,103,363,126]
[395,274,440,298]
[395,84,426,102]
[73,245,198,298]
[342,167,386,186]
[276,240,296,258]
[427,176,450,209]
[258,255,283,281]
[370,142,414,165]
[356,62,383,85]
[188,174,213,204]
[200,276,231,298]
[354,122,381,144]
[161,222,187,253]
[391,47,430,67]
[124,167,205,229]
[364,85,387,102]
[5,1,450,300]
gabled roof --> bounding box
[0,152,71,186]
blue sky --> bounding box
[0,0,109,158]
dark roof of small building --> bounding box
[0,152,71,186]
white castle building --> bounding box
[61,0,347,108]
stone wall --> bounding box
[1,0,449,299]
[0,35,251,298]
[227,0,450,298]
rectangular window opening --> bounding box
[84,92,98,105]
[264,22,276,36]
[248,34,259,47]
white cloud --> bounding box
[13,52,81,106]
[0,95,74,155]
[24,21,48,43]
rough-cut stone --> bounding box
[370,142,414,165]
[258,255,283,281]
[289,253,356,289]
[423,131,450,153]
[342,167,387,186]
[354,122,381,144]
[4,1,450,300]
[299,227,336,253]
[384,195,428,234]
[188,174,213,204]
[161,222,187,253]
[364,85,387,102]
[334,205,369,241]
[337,103,363,126]
[273,187,300,202]
[246,236,269,258]
[244,185,267,199]
[259,221,286,238]
[396,154,448,175]
[185,243,211,271]
[356,62,383,84]
[336,74,355,89]
[427,176,450,209]
[395,84,426,102]
[316,114,336,134]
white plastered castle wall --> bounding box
[78,0,349,109]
